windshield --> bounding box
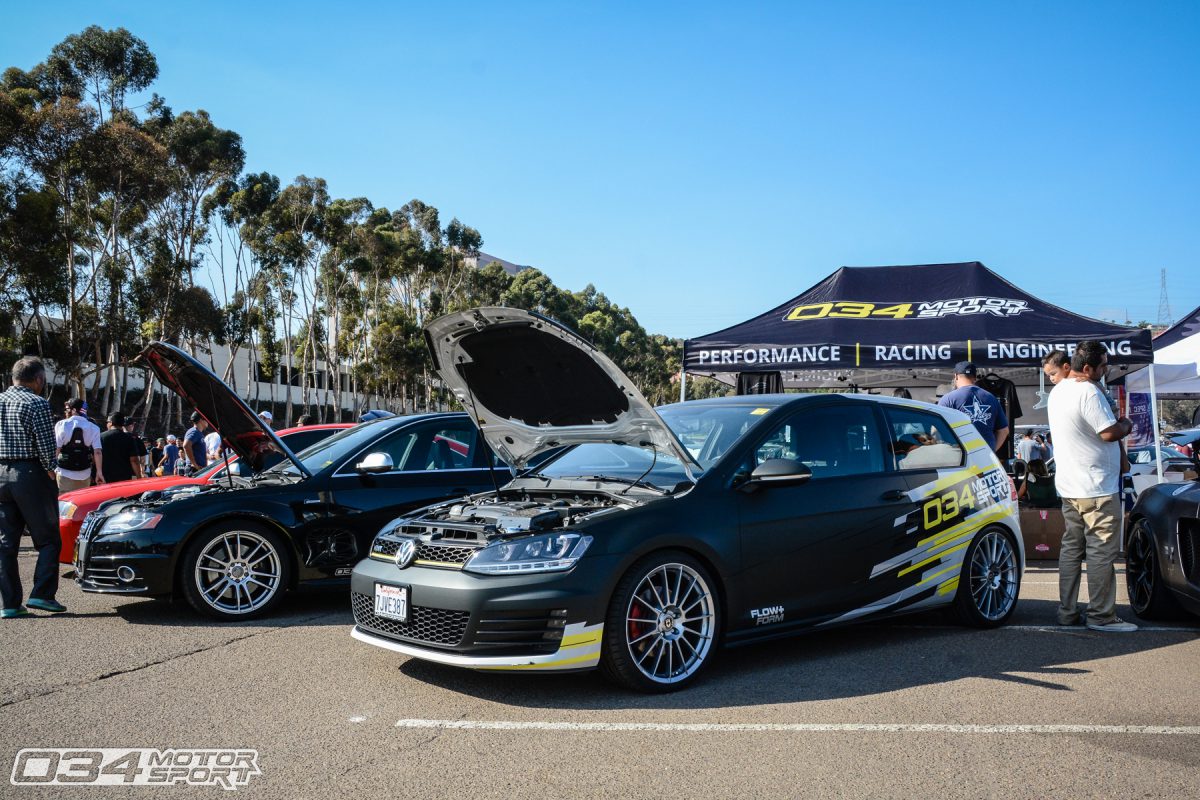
[531,402,773,489]
[266,421,386,475]
[657,403,773,469]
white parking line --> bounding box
[394,719,1200,736]
[885,624,1199,633]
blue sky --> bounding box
[4,1,1198,339]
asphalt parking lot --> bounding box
[2,549,1198,799]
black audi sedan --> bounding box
[74,343,510,620]
[351,308,1024,691]
[1126,479,1200,620]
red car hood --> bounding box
[60,475,207,514]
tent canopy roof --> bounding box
[684,262,1152,387]
[1125,303,1200,396]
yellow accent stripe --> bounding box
[959,437,985,450]
[413,560,462,568]
[369,553,392,562]
[918,505,1011,548]
[922,466,982,496]
[856,343,861,367]
[968,340,972,361]
[951,420,973,429]
[916,561,963,588]
[938,577,960,596]
[898,540,971,577]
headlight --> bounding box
[102,510,163,534]
[58,501,78,521]
[463,533,592,575]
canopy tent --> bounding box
[1125,303,1200,396]
[683,262,1154,391]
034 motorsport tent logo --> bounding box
[783,297,1031,322]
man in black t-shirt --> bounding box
[99,413,141,484]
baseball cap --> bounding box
[258,410,273,422]
[953,360,977,377]
[166,434,177,442]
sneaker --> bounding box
[1,606,31,619]
[1086,619,1138,632]
[26,598,66,613]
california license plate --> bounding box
[374,583,409,623]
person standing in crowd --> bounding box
[1015,432,1041,463]
[938,361,1009,453]
[54,397,104,493]
[149,438,164,476]
[99,413,141,484]
[0,356,66,616]
[1036,433,1053,461]
[122,419,146,479]
[1048,340,1137,633]
[1042,350,1072,385]
[183,412,209,474]
[258,410,273,427]
[160,434,180,475]
[204,426,223,464]
[295,414,313,427]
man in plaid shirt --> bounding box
[0,356,65,617]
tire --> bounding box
[1125,518,1182,620]
[599,550,720,693]
[954,526,1021,628]
[179,521,290,620]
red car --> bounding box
[57,423,350,563]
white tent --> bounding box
[1126,303,1200,396]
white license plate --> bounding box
[374,583,409,623]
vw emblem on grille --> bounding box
[394,538,417,569]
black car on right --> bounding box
[1126,480,1200,619]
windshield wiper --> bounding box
[565,475,669,495]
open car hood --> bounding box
[136,342,311,478]
[425,307,699,473]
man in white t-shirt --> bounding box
[53,397,104,494]
[1047,340,1136,633]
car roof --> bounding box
[658,392,953,414]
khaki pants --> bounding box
[1059,494,1122,625]
[56,474,91,495]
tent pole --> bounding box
[1149,363,1163,484]
[679,368,686,403]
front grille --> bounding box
[370,535,480,568]
[352,592,469,647]
[416,543,475,565]
[471,609,565,653]
[1180,519,1199,583]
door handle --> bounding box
[881,489,907,502]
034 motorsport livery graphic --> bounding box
[683,262,1154,373]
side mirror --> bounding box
[355,452,394,474]
[738,459,812,493]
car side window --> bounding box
[356,422,481,472]
[882,406,965,470]
[752,405,884,479]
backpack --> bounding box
[58,426,93,472]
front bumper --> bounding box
[73,515,177,596]
[349,553,617,672]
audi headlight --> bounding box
[58,501,78,521]
[102,510,163,534]
[463,532,592,575]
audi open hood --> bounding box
[137,342,311,478]
[425,307,699,474]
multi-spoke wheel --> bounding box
[1125,519,1180,620]
[181,522,290,620]
[601,551,720,692]
[954,527,1020,627]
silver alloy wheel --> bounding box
[969,530,1018,621]
[194,531,282,615]
[625,562,715,685]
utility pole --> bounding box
[1157,268,1172,327]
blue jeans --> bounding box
[0,461,61,608]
